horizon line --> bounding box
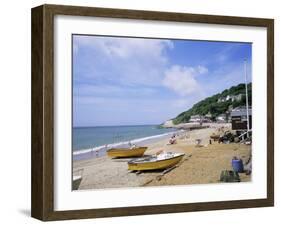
[73,123,161,129]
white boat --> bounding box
[128,152,184,171]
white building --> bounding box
[189,115,202,123]
[217,94,244,103]
[216,114,227,122]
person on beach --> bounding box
[169,134,176,145]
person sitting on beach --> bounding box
[169,136,176,145]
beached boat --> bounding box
[107,146,147,158]
[72,175,82,190]
[128,152,184,171]
[72,169,83,190]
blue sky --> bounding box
[73,35,252,127]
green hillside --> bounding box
[172,83,252,124]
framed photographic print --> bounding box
[31,4,274,221]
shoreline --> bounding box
[73,129,184,161]
[73,122,230,158]
[73,123,251,190]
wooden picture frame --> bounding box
[31,4,274,221]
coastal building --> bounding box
[190,114,212,123]
[230,106,252,130]
[217,94,244,103]
[204,112,213,122]
[218,95,228,103]
[216,114,227,123]
[232,93,243,102]
[189,115,203,123]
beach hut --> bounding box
[230,106,252,130]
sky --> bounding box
[73,35,252,127]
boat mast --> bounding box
[244,59,250,138]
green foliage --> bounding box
[172,83,252,124]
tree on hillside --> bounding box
[172,83,252,124]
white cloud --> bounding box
[102,38,173,62]
[197,65,208,74]
[162,65,207,96]
[73,36,173,86]
[74,35,210,94]
[75,36,171,58]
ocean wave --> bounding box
[73,130,184,156]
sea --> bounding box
[73,125,179,160]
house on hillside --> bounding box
[217,94,244,103]
[231,93,243,102]
[230,106,252,130]
[217,96,227,103]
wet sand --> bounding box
[73,123,251,190]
